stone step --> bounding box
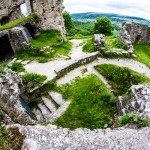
[37,104,51,121]
[48,91,65,106]
[42,97,57,113]
[33,107,45,122]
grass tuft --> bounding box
[82,38,95,53]
[9,62,25,72]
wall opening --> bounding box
[135,35,141,43]
[0,35,14,61]
[24,23,39,38]
[20,3,28,16]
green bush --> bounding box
[82,39,95,53]
[54,74,117,130]
[95,64,150,96]
[9,62,25,72]
[22,73,47,91]
[94,17,114,35]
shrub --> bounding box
[94,17,114,35]
[9,62,25,72]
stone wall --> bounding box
[0,26,32,53]
[0,0,66,38]
[119,22,150,53]
[117,84,150,120]
[0,69,34,125]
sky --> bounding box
[64,0,150,20]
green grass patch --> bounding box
[22,73,47,92]
[15,30,72,61]
[119,113,150,127]
[82,38,95,53]
[134,44,150,68]
[105,36,128,50]
[54,74,117,130]
[95,64,150,96]
[9,62,25,72]
[0,13,39,31]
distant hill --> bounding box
[71,12,150,26]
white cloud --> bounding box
[64,0,150,20]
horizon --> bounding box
[64,0,150,20]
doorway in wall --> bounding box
[0,35,14,61]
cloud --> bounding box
[64,0,150,20]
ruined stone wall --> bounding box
[0,0,23,21]
[33,0,66,38]
[119,22,150,44]
[0,69,34,125]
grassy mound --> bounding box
[54,74,117,130]
[134,44,150,68]
[95,64,150,96]
[15,30,72,61]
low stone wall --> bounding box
[54,52,99,76]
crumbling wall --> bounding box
[0,26,32,54]
[0,0,66,38]
[0,69,34,125]
[119,22,150,46]
[0,0,24,23]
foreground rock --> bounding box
[117,84,150,120]
[12,124,150,150]
[0,69,34,125]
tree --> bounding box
[94,17,114,35]
[62,11,73,32]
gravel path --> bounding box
[24,39,150,84]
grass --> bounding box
[22,73,47,92]
[82,38,95,53]
[0,62,7,76]
[9,62,25,72]
[95,64,150,96]
[15,30,72,61]
[119,113,150,127]
[105,36,128,50]
[54,74,117,130]
[0,13,39,31]
[134,44,150,68]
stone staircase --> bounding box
[32,91,70,123]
